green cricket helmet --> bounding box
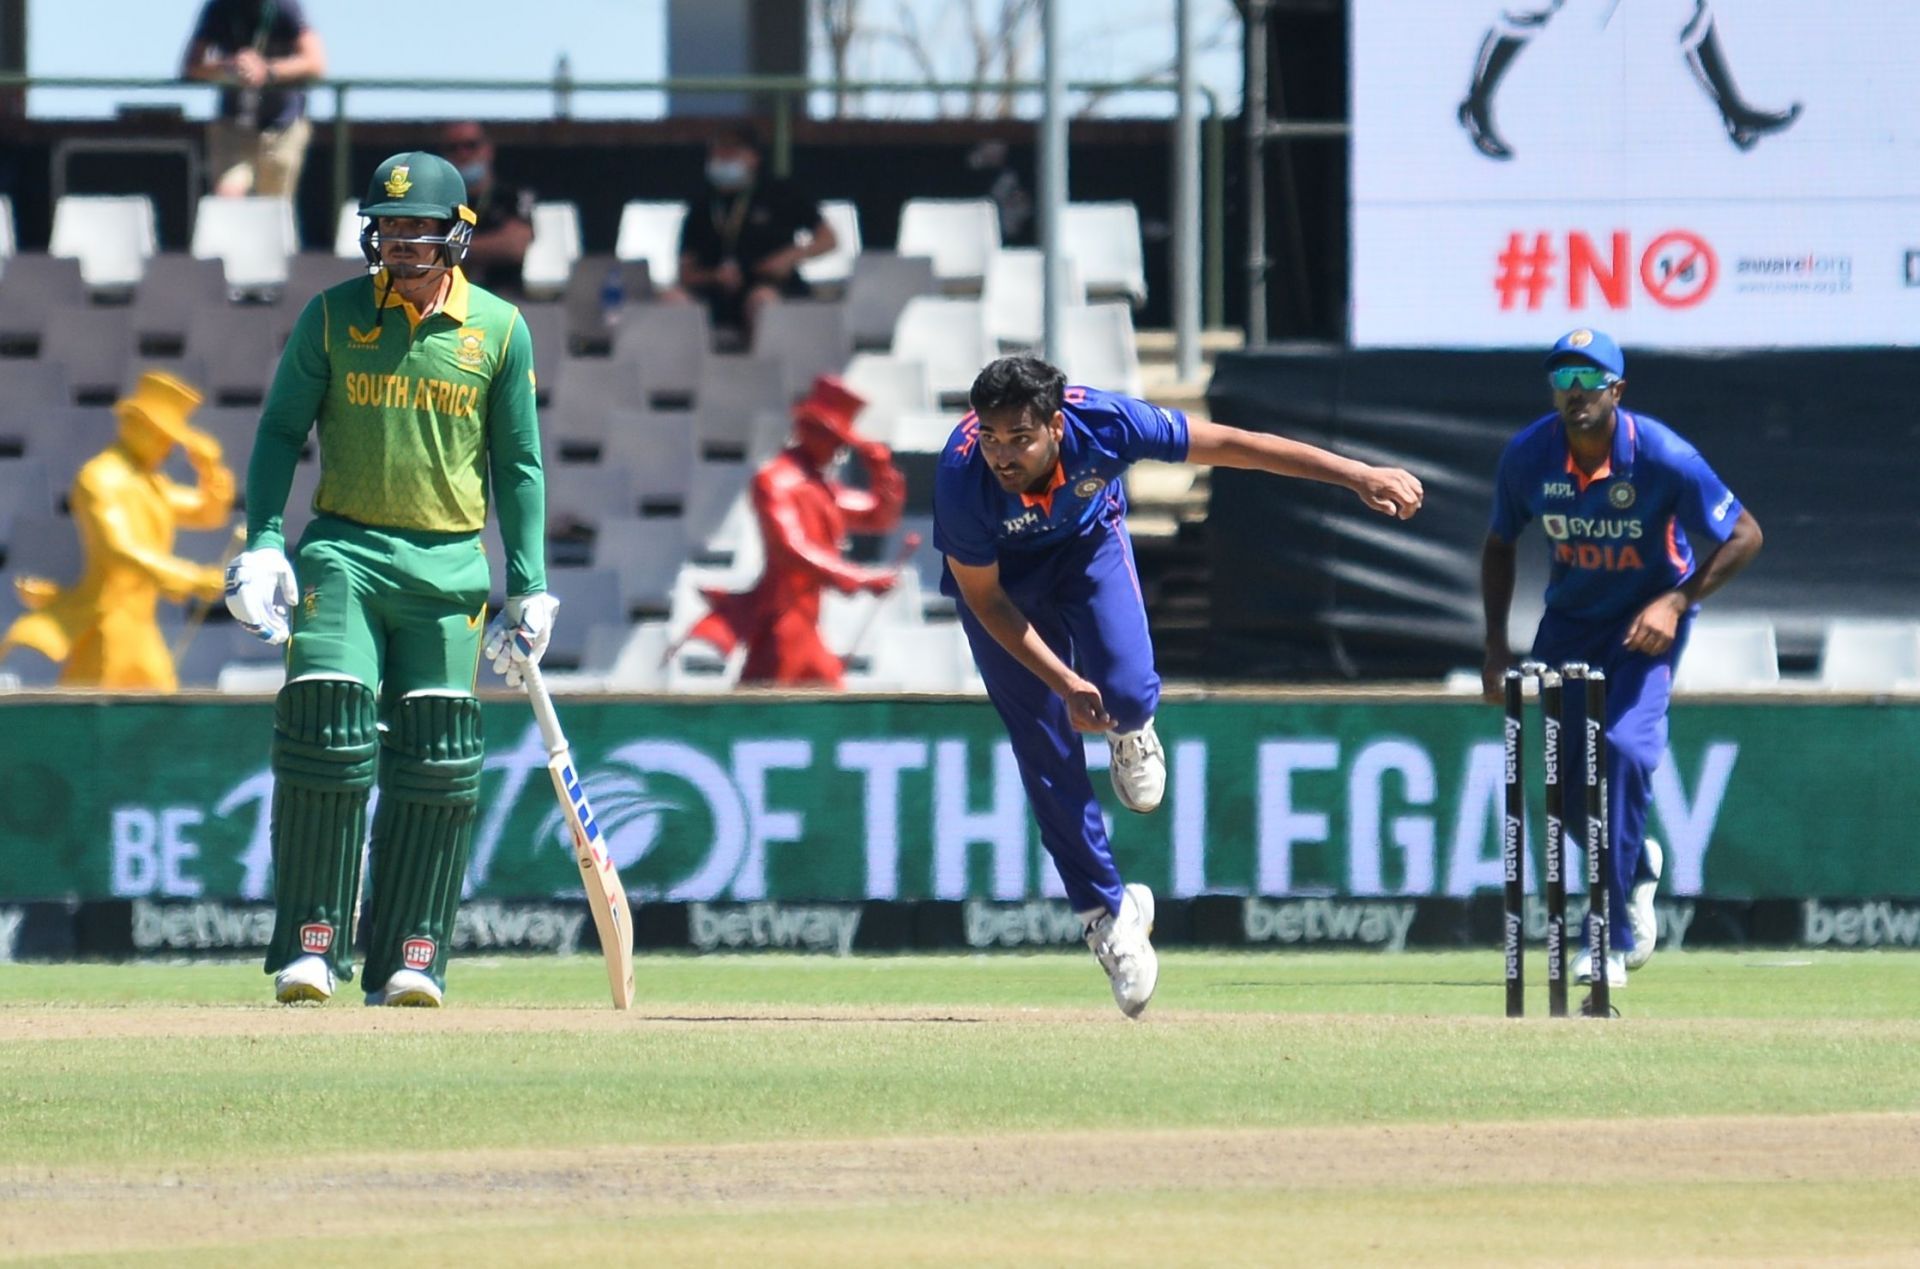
[358,151,477,273]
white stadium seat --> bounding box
[1817,620,1920,692]
[1058,303,1143,398]
[845,251,939,349]
[1672,618,1780,692]
[890,297,992,404]
[798,199,862,288]
[841,352,935,438]
[522,201,583,299]
[191,195,297,292]
[614,200,688,290]
[50,195,158,293]
[333,199,363,258]
[982,247,1084,349]
[896,198,1001,289]
[753,300,851,402]
[1062,201,1148,305]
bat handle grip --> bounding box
[520,660,568,757]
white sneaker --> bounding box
[1107,719,1166,813]
[1571,946,1627,988]
[1625,837,1663,971]
[375,968,443,1008]
[273,954,334,1005]
[1084,883,1159,1018]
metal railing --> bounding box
[2,73,1227,344]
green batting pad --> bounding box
[363,693,485,991]
[265,677,379,978]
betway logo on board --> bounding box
[689,902,861,955]
[1242,898,1416,951]
[965,900,1085,948]
[1802,900,1920,948]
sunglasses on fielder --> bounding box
[1549,365,1619,392]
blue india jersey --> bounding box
[933,386,1190,578]
[1490,408,1743,624]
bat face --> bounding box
[550,751,636,1009]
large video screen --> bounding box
[1351,1,1920,348]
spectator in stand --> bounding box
[966,139,1033,246]
[180,0,328,197]
[439,121,535,294]
[666,122,837,340]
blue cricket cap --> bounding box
[1545,328,1625,377]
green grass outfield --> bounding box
[3,951,1918,1266]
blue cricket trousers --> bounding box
[1530,605,1694,954]
[954,518,1159,918]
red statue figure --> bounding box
[687,376,907,686]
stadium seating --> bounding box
[0,362,75,426]
[611,301,709,403]
[559,254,654,353]
[0,255,87,350]
[3,509,73,579]
[982,247,1085,349]
[332,199,362,258]
[49,195,157,294]
[889,297,992,405]
[542,567,624,668]
[0,459,54,546]
[798,199,862,289]
[598,409,696,509]
[1817,620,1920,691]
[692,355,786,459]
[522,201,583,298]
[128,254,228,353]
[614,200,688,290]
[190,195,297,293]
[895,198,1000,290]
[582,619,672,689]
[844,251,939,348]
[1672,619,1781,692]
[1058,303,1144,397]
[186,307,279,405]
[591,515,688,616]
[44,307,135,403]
[841,352,934,437]
[1062,201,1148,305]
[753,300,852,402]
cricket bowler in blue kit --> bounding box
[935,357,1425,1017]
[1481,329,1764,990]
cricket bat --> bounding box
[521,660,635,1010]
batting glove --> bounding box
[223,547,298,645]
[484,592,561,688]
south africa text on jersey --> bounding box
[343,371,482,417]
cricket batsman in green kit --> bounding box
[224,151,555,1006]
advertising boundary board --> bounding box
[6,896,1920,961]
[6,691,1920,907]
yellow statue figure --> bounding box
[0,372,235,689]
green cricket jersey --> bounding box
[246,268,546,595]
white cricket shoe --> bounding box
[373,968,443,1008]
[1085,883,1159,1018]
[1107,719,1166,813]
[273,954,334,1005]
[1571,946,1627,988]
[1625,837,1664,971]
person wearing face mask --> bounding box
[439,121,534,293]
[668,122,838,337]
[0,372,233,689]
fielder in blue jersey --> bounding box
[935,357,1425,1017]
[1481,328,1763,992]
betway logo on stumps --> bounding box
[1242,898,1417,951]
[1803,900,1920,948]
